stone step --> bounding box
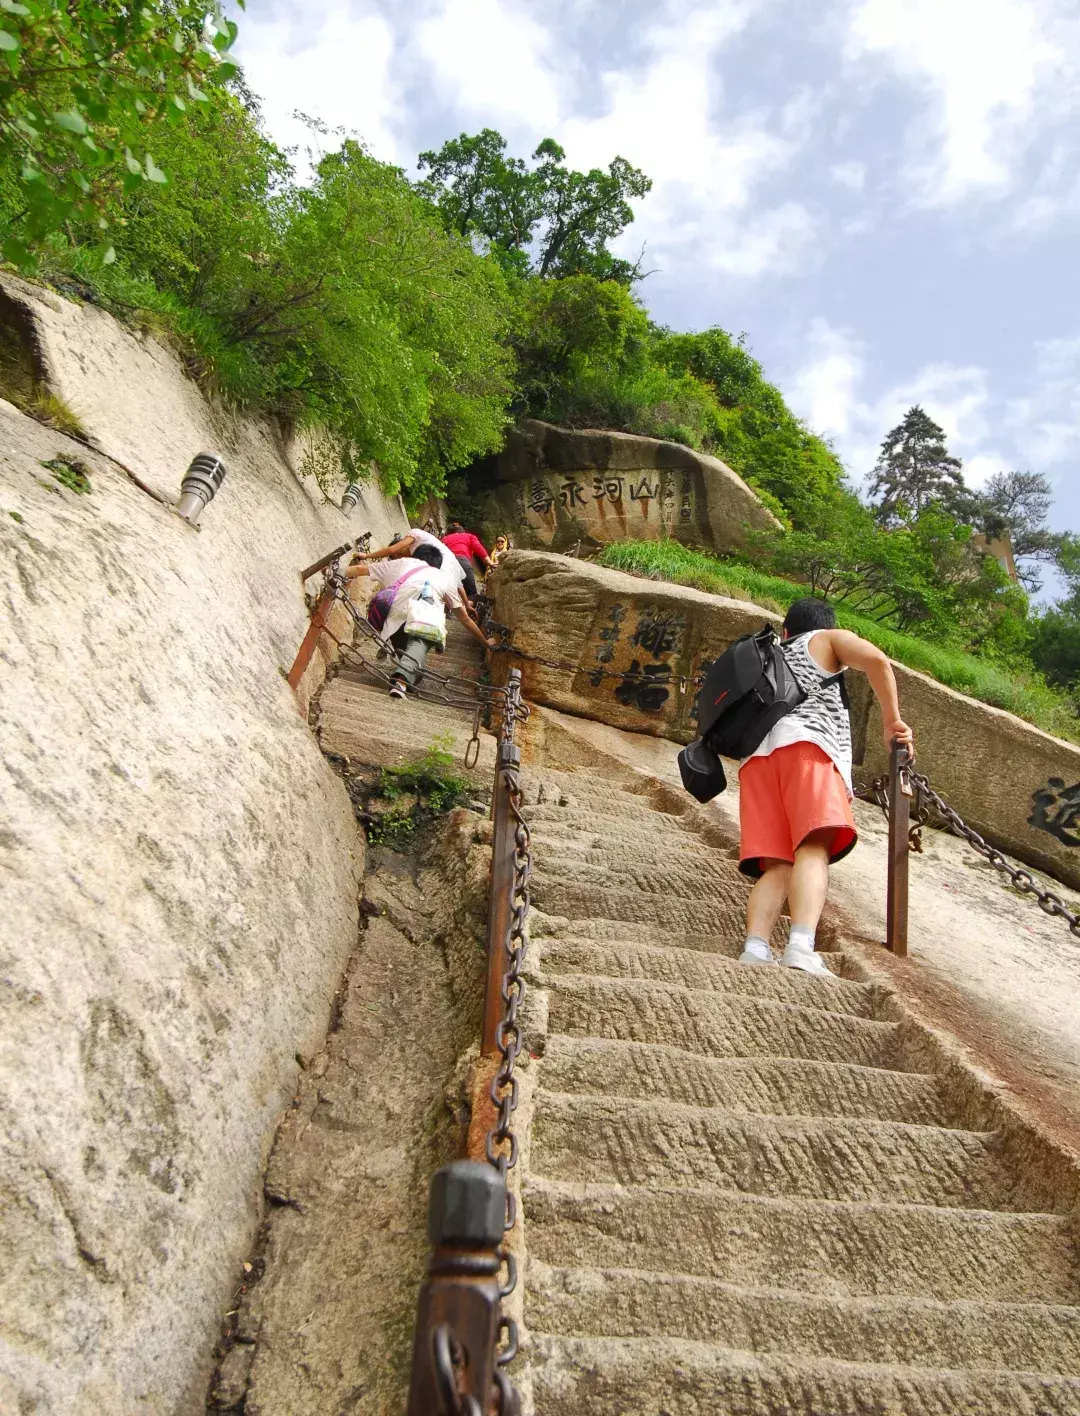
[526,1265,1080,1377]
[545,976,900,1068]
[520,801,692,831]
[539,1037,945,1124]
[535,938,876,1017]
[533,852,743,896]
[533,878,752,933]
[531,1093,1014,1210]
[524,1179,1080,1303]
[528,828,716,863]
[525,1334,1080,1415]
[316,680,495,781]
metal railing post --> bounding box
[406,1161,506,1416]
[285,585,336,692]
[482,670,522,1057]
[886,740,911,957]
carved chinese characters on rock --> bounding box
[573,601,689,716]
[1029,778,1080,847]
[588,604,626,686]
[517,468,693,545]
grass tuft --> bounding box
[599,539,1080,743]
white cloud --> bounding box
[1007,336,1080,466]
[415,0,562,131]
[558,1,816,277]
[845,0,1066,203]
[791,319,865,436]
[830,160,866,191]
[236,9,402,165]
[789,319,1002,484]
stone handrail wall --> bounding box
[487,550,1080,892]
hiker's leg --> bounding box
[741,858,792,962]
[787,829,833,935]
[396,634,430,689]
[781,829,835,975]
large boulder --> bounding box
[462,418,780,555]
[487,551,1080,892]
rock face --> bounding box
[462,418,779,555]
[487,550,1080,891]
[0,278,404,1413]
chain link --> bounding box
[858,766,1080,940]
[484,674,531,1416]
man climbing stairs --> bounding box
[513,763,1080,1414]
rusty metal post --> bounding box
[886,740,911,957]
[482,671,522,1057]
[285,585,336,692]
[406,1161,506,1416]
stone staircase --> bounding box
[515,765,1080,1414]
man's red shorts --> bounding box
[738,741,857,878]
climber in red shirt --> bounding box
[441,522,492,601]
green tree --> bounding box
[417,130,651,284]
[0,0,239,269]
[509,273,718,446]
[977,469,1063,592]
[655,326,848,526]
[869,405,971,524]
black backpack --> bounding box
[677,626,845,803]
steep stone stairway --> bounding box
[514,764,1080,1414]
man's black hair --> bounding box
[783,597,837,634]
[412,543,444,568]
[448,520,464,532]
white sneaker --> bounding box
[781,943,835,977]
[738,938,777,966]
[388,679,407,699]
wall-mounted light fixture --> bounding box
[176,453,226,526]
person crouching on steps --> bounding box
[346,543,495,698]
[738,597,914,976]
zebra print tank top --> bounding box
[743,631,853,796]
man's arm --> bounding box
[451,602,497,649]
[470,533,491,565]
[827,629,914,755]
[358,536,416,563]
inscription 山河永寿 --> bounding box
[515,468,692,546]
[1028,778,1080,847]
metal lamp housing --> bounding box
[177,453,227,525]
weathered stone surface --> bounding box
[489,549,1080,889]
[0,279,405,1414]
[463,418,779,554]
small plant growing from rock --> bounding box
[40,456,91,495]
[365,736,470,850]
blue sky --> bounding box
[235,0,1080,550]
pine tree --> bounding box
[869,406,969,525]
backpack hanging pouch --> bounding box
[403,581,447,645]
[678,738,728,803]
[367,565,424,632]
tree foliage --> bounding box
[0,0,240,269]
[978,469,1062,591]
[417,129,651,284]
[869,405,971,524]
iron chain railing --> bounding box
[860,745,1080,949]
[289,547,534,1413]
